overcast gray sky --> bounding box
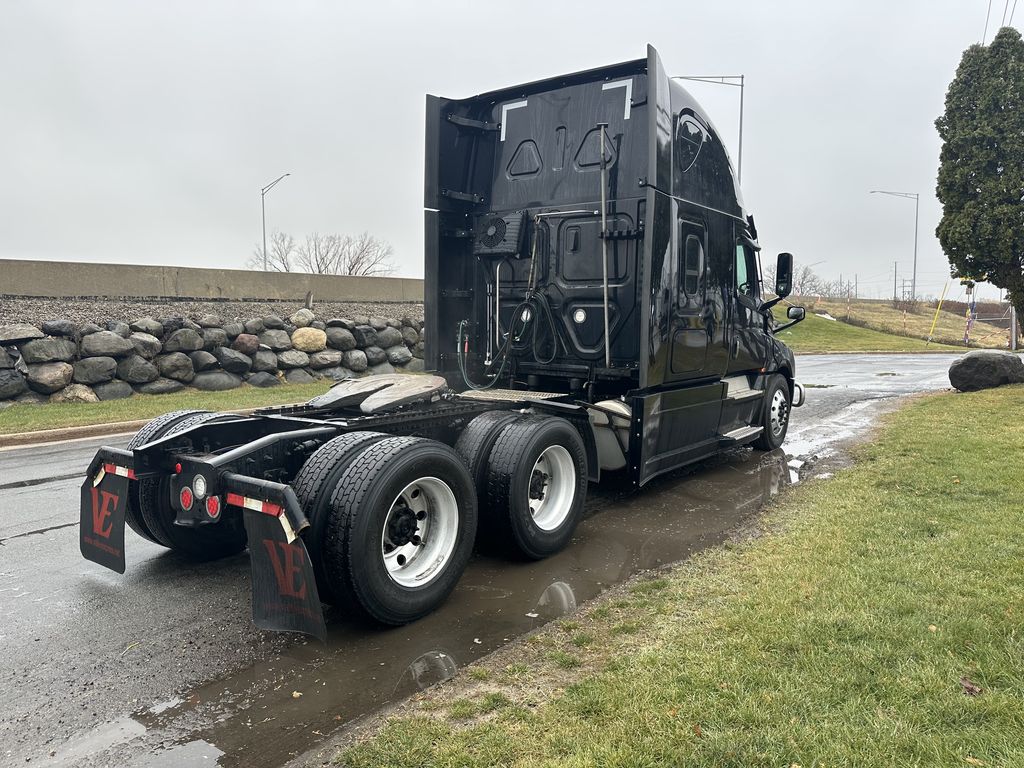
[2,1,1016,302]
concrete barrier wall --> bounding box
[0,259,424,303]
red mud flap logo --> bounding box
[243,509,327,642]
[79,474,129,574]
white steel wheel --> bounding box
[528,445,577,532]
[769,387,790,437]
[381,477,459,588]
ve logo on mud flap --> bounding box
[263,539,308,599]
[90,488,120,539]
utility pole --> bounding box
[871,190,920,299]
[893,261,898,302]
[855,274,858,299]
[1012,305,1019,351]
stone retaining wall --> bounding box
[0,309,425,407]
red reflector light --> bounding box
[175,463,182,474]
[206,495,221,519]
[102,463,137,480]
[225,492,245,508]
[179,486,194,511]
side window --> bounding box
[735,242,758,298]
[677,221,705,306]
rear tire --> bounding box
[485,417,587,560]
[753,374,791,451]
[125,410,210,544]
[454,410,521,511]
[322,437,477,625]
[137,412,248,560]
[291,431,390,603]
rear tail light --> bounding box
[205,495,221,519]
[179,486,194,511]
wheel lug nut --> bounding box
[416,511,426,520]
[397,554,406,566]
[412,535,422,545]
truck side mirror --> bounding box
[787,306,805,321]
[775,253,793,298]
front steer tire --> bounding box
[322,437,477,626]
[753,374,792,451]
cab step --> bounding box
[718,425,763,446]
[722,376,762,402]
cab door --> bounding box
[727,236,769,374]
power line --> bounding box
[984,0,993,42]
[1001,0,1010,27]
[1011,0,1019,26]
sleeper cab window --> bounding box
[735,242,758,297]
[675,115,706,172]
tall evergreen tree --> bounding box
[936,27,1024,327]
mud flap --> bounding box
[243,509,327,642]
[79,471,129,574]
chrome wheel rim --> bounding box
[769,388,790,437]
[381,477,459,588]
[528,445,576,531]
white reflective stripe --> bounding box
[500,100,528,141]
[112,465,131,477]
[601,79,632,120]
[279,512,298,544]
[93,467,107,487]
[242,497,264,512]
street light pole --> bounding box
[261,173,290,271]
[671,75,745,183]
[870,190,919,299]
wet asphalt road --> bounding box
[0,354,960,768]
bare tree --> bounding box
[247,230,298,272]
[792,264,822,297]
[297,232,345,274]
[339,232,396,276]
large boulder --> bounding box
[93,380,134,400]
[375,326,404,349]
[308,349,343,369]
[106,321,131,338]
[201,327,229,351]
[41,319,79,337]
[130,317,164,337]
[262,314,286,329]
[81,330,134,358]
[0,347,13,369]
[162,328,204,353]
[157,316,186,334]
[0,324,44,345]
[191,370,243,391]
[367,361,396,376]
[231,333,260,356]
[244,318,265,335]
[20,337,77,364]
[320,366,354,381]
[117,355,159,384]
[326,317,355,329]
[198,314,223,328]
[289,308,316,328]
[246,371,280,388]
[292,327,327,353]
[135,377,186,395]
[949,350,1024,392]
[213,347,253,375]
[189,349,219,372]
[259,329,292,351]
[154,352,195,382]
[80,323,103,335]
[364,346,387,366]
[50,384,99,404]
[326,327,356,352]
[27,362,74,394]
[252,349,279,372]
[223,322,244,339]
[277,349,310,369]
[284,368,316,384]
[73,356,117,385]
[351,325,377,348]
[403,358,426,373]
[386,345,413,366]
[401,326,420,347]
[15,391,48,405]
[369,316,389,331]
[129,332,163,359]
[342,349,368,372]
[0,369,28,399]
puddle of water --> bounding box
[57,447,793,767]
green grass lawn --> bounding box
[338,385,1024,767]
[774,305,965,353]
[0,380,332,434]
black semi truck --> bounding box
[80,46,805,640]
